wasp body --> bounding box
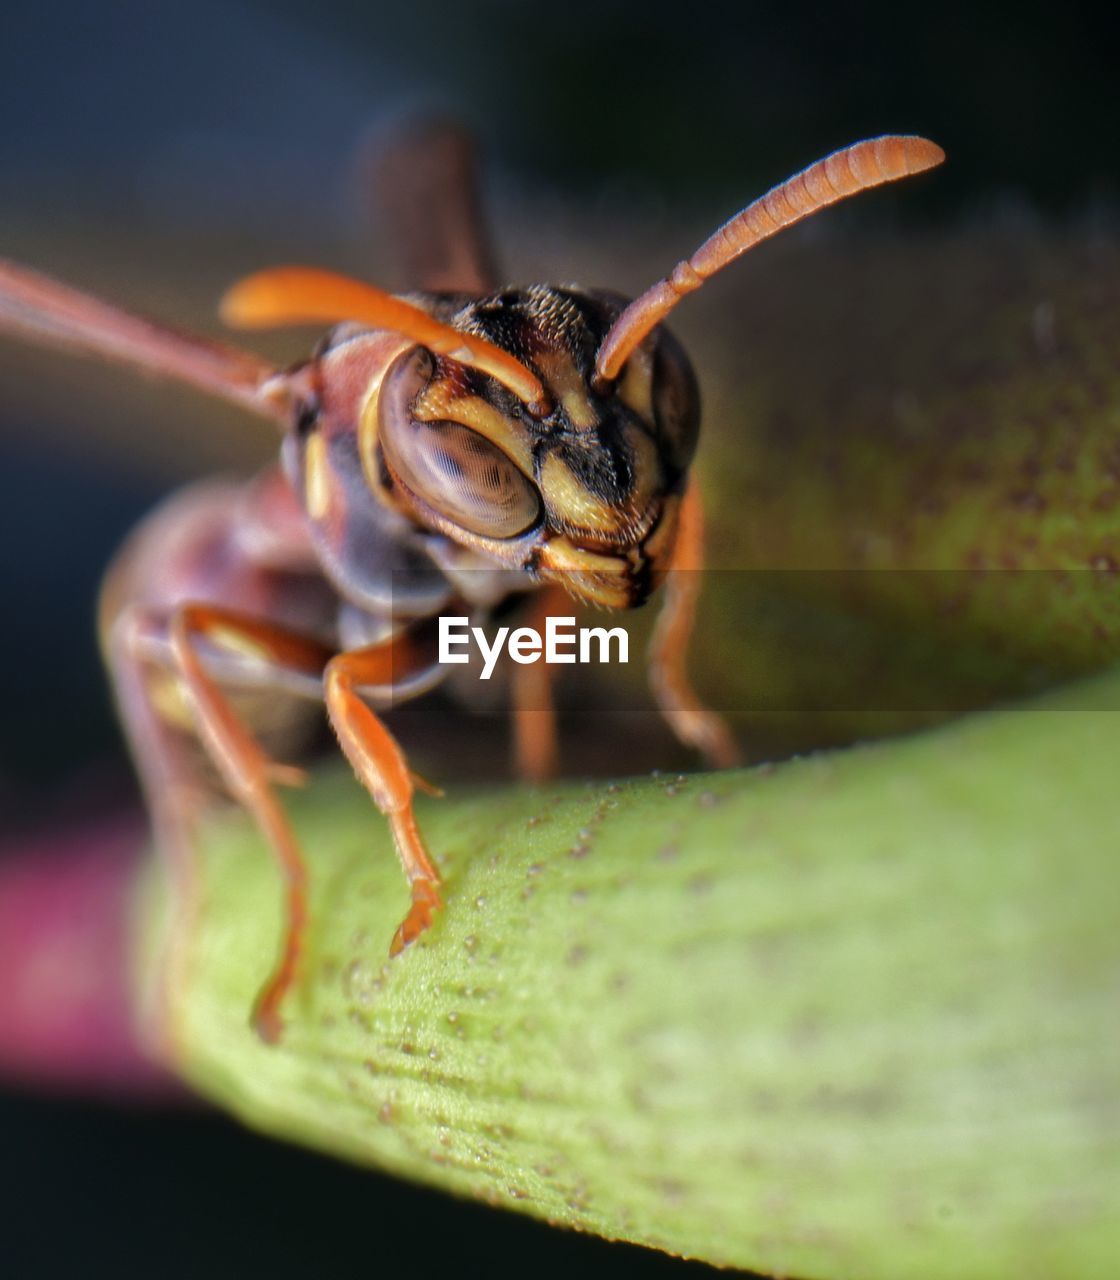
[0,127,942,1041]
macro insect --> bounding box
[0,126,943,1042]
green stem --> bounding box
[140,669,1120,1280]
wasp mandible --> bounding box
[0,127,943,1042]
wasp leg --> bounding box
[649,480,740,769]
[166,605,333,1044]
[106,606,215,1055]
[372,117,496,294]
[509,586,567,782]
[324,641,444,957]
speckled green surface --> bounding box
[687,229,1120,742]
[142,667,1120,1279]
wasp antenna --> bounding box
[222,266,551,416]
[0,259,291,427]
[594,135,945,386]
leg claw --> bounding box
[390,879,442,956]
[251,991,285,1045]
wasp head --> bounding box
[368,285,699,609]
[227,137,944,611]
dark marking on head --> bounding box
[453,286,621,388]
[296,395,321,438]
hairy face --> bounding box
[369,285,700,607]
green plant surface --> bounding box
[144,666,1120,1280]
[689,228,1120,750]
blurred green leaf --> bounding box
[673,228,1120,752]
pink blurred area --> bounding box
[0,811,175,1098]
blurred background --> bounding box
[0,1,1116,1275]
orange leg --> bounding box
[167,604,333,1043]
[324,638,445,956]
[509,586,566,783]
[649,480,740,768]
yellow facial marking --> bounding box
[641,494,680,586]
[560,387,598,429]
[539,425,662,542]
[349,332,414,505]
[539,535,626,576]
[536,536,633,608]
[304,431,331,521]
[534,349,598,430]
[617,345,654,421]
[539,453,624,535]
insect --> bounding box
[0,126,943,1043]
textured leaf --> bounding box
[142,667,1120,1279]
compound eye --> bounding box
[651,329,700,475]
[379,348,541,539]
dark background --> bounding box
[0,2,1113,1276]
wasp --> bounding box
[0,125,942,1042]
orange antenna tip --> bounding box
[595,135,944,384]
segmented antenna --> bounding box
[594,135,945,385]
[222,267,550,416]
